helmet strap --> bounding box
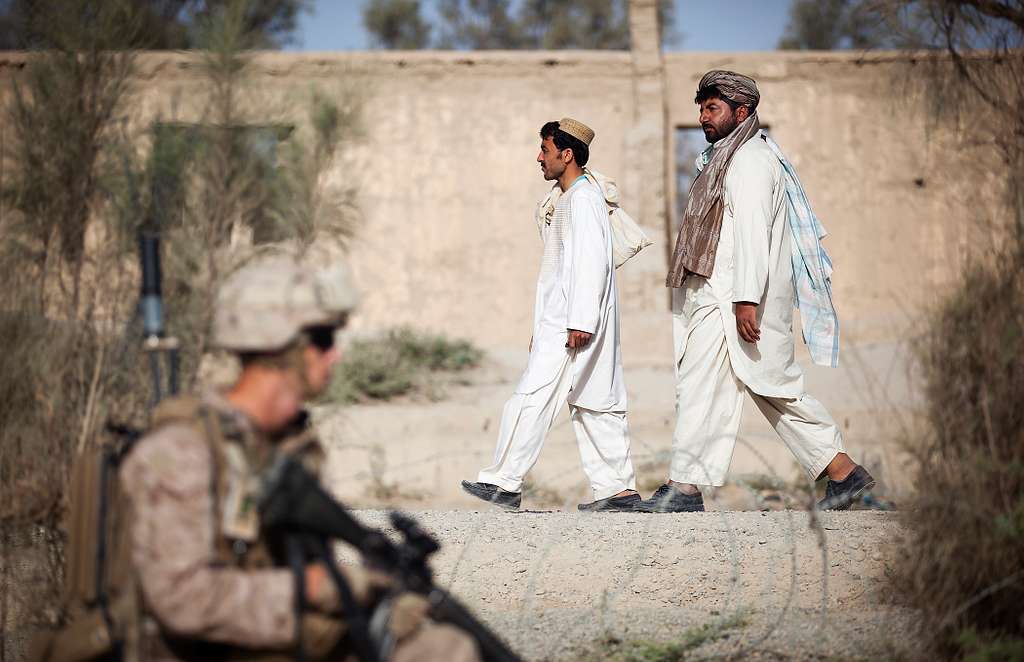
[283,336,317,400]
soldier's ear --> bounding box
[736,105,750,123]
[562,147,574,164]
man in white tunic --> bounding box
[462,118,639,512]
[637,71,875,513]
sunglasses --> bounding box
[306,325,337,352]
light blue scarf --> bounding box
[696,133,840,367]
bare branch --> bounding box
[956,0,1024,31]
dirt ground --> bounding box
[0,339,918,661]
[346,509,917,661]
[316,333,916,511]
[317,336,921,660]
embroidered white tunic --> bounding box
[680,134,804,399]
[516,177,627,412]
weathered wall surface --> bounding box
[0,25,1011,499]
[102,48,672,355]
[0,46,1005,359]
[103,45,1008,491]
[126,51,1001,352]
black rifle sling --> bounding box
[286,536,308,662]
[315,536,380,662]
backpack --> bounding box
[534,168,654,269]
[29,397,210,662]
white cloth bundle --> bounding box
[535,168,653,269]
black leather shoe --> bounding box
[816,466,875,511]
[578,493,641,512]
[634,484,705,513]
[460,480,522,510]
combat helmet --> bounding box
[212,253,358,353]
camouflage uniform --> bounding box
[119,255,479,661]
[122,391,298,655]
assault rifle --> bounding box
[259,454,522,662]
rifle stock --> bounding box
[259,456,522,662]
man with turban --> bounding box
[461,118,639,512]
[637,70,874,512]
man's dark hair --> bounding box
[694,85,742,111]
[540,121,589,167]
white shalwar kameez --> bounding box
[671,134,845,487]
[478,177,636,500]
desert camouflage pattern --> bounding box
[212,253,358,352]
[120,390,480,661]
[120,391,298,654]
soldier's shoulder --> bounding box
[121,418,211,489]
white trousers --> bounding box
[478,355,636,500]
[671,298,845,487]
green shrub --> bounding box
[329,326,483,403]
[331,335,417,402]
[390,326,483,372]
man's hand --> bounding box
[305,563,394,612]
[735,302,761,344]
[388,593,430,640]
[567,329,593,349]
[304,564,337,612]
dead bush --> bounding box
[0,3,362,656]
[894,244,1024,655]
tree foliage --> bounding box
[779,0,1024,52]
[364,0,433,49]
[2,0,141,314]
[362,0,676,50]
[0,1,359,655]
[0,0,308,49]
[436,0,527,49]
[778,0,897,50]
[870,0,1024,173]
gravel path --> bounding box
[346,509,917,661]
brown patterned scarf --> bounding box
[666,70,761,287]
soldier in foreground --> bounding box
[97,255,478,660]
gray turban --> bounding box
[696,70,760,109]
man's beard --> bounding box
[703,115,739,144]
